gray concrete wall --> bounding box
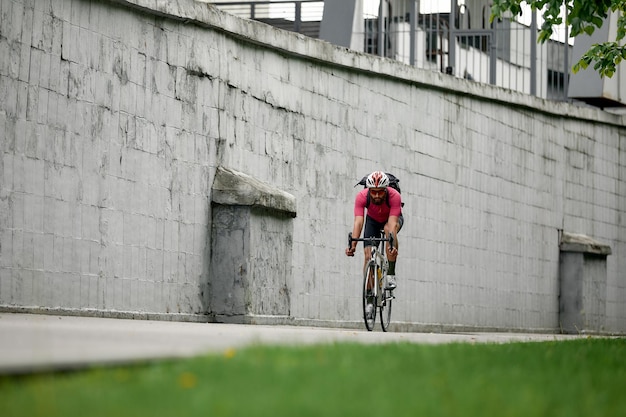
[1,0,625,333]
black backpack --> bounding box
[355,173,404,207]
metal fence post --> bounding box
[410,0,417,66]
[294,1,301,33]
[448,0,456,74]
[378,0,385,57]
[563,6,569,100]
[490,25,496,84]
[530,9,537,96]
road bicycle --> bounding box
[348,231,395,332]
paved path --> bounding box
[0,313,588,374]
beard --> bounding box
[371,197,384,205]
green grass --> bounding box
[1,338,624,417]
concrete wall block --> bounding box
[3,78,20,126]
[25,43,43,88]
[44,92,66,133]
[22,194,43,234]
[0,1,17,43]
[117,78,135,115]
[150,58,172,98]
[98,208,121,246]
[33,7,54,53]
[22,156,43,196]
[46,233,61,272]
[67,64,91,105]
[33,85,49,126]
[92,73,111,110]
[163,252,179,286]
[0,265,13,304]
[38,45,52,89]
[250,209,291,315]
[145,247,162,282]
[209,206,249,315]
[97,34,115,76]
[129,47,146,87]
[0,35,15,79]
[141,23,160,62]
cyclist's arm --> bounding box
[347,190,368,256]
[387,189,402,250]
[346,215,364,256]
[351,216,364,241]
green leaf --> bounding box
[496,0,624,79]
[591,16,604,27]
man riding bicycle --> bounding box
[345,171,403,290]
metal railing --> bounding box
[212,1,324,37]
[211,0,573,102]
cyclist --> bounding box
[345,170,403,290]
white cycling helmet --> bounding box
[366,171,389,188]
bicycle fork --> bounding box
[370,249,394,307]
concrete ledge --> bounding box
[0,306,213,323]
[560,232,612,256]
[211,166,297,217]
[213,314,581,334]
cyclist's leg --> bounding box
[385,214,403,288]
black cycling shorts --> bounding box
[362,214,404,247]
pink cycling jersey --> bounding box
[354,188,402,223]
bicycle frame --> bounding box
[368,237,388,298]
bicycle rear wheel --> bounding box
[380,288,393,332]
[362,261,376,331]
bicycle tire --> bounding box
[362,261,376,331]
[380,287,392,332]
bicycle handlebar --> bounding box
[348,232,394,249]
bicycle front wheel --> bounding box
[362,261,376,331]
[380,288,393,332]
